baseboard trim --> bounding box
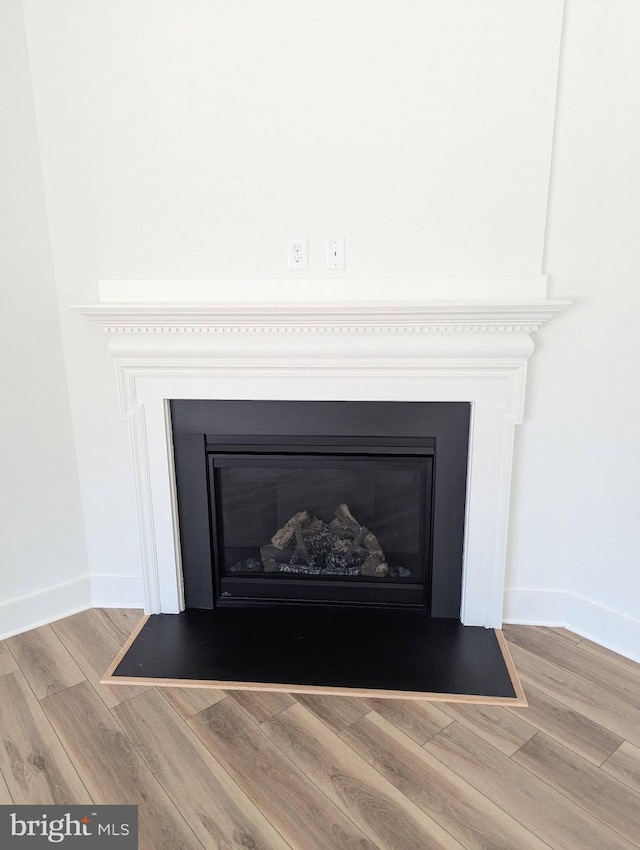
[503,588,568,625]
[565,594,640,665]
[503,587,640,664]
[90,575,145,609]
[0,576,92,640]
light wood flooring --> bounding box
[1,610,639,850]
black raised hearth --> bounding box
[171,400,469,617]
[109,608,519,700]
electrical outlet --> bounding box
[287,237,309,270]
[326,237,346,270]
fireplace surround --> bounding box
[78,276,568,628]
[171,399,469,614]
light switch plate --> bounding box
[326,237,346,270]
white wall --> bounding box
[557,0,640,641]
[25,0,562,278]
[13,1,640,656]
[0,0,90,637]
[504,0,640,660]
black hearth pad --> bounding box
[104,608,524,703]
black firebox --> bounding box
[210,437,433,607]
[171,400,469,617]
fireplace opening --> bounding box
[171,400,469,617]
[210,438,433,607]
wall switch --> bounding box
[326,237,346,270]
[287,237,309,270]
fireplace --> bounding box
[171,400,469,616]
[79,276,567,626]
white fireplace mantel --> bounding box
[78,277,568,627]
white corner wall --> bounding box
[504,0,640,662]
[9,0,640,657]
[0,0,90,638]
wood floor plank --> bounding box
[114,689,290,849]
[0,640,18,677]
[263,702,464,850]
[93,608,145,646]
[42,682,202,850]
[0,767,12,803]
[0,671,91,804]
[4,614,639,850]
[293,693,370,733]
[507,641,640,747]
[6,624,85,699]
[51,610,148,708]
[507,681,623,765]
[341,711,550,850]
[160,686,226,719]
[601,742,640,795]
[513,732,640,846]
[188,695,376,850]
[438,702,536,756]
[363,697,452,745]
[547,627,583,644]
[228,689,295,724]
[579,639,640,680]
[424,722,635,850]
[505,626,640,708]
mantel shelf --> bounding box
[75,299,569,335]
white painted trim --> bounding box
[77,299,568,335]
[0,576,92,640]
[98,276,550,304]
[89,575,145,609]
[111,358,529,626]
[503,587,569,625]
[565,594,640,665]
[503,588,640,664]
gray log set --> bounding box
[253,503,411,579]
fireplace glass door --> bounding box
[209,448,433,607]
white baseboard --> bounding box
[503,587,640,664]
[503,588,568,625]
[0,576,92,640]
[565,594,640,665]
[89,574,145,609]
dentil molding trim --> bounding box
[77,300,568,335]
